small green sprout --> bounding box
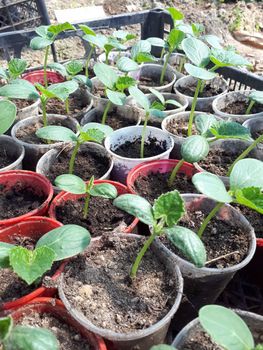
[149,88,183,111]
[0,58,27,82]
[246,90,263,115]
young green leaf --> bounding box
[165,226,207,267]
[146,37,165,47]
[48,22,75,35]
[249,90,263,104]
[0,317,13,342]
[79,24,96,36]
[135,52,156,63]
[115,76,136,92]
[94,62,118,89]
[36,126,78,142]
[48,80,79,101]
[0,67,8,80]
[165,99,183,108]
[167,29,185,52]
[230,159,263,190]
[167,7,184,21]
[9,246,55,285]
[79,128,105,143]
[131,40,151,60]
[36,225,91,261]
[151,101,165,111]
[0,79,39,100]
[30,36,53,50]
[195,114,218,135]
[117,57,139,72]
[184,63,217,80]
[235,187,263,214]
[65,60,83,76]
[106,89,126,105]
[192,23,205,37]
[0,100,17,134]
[182,37,210,67]
[8,58,27,78]
[89,183,118,199]
[55,174,86,194]
[35,25,52,38]
[209,121,252,141]
[82,122,113,137]
[203,34,223,49]
[153,191,185,228]
[0,242,14,268]
[82,34,107,49]
[47,62,68,76]
[210,48,251,68]
[150,109,165,119]
[181,135,210,163]
[149,88,165,105]
[128,86,150,111]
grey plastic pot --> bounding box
[11,114,79,170]
[58,233,183,350]
[129,63,176,93]
[0,135,25,171]
[86,77,108,109]
[213,90,263,122]
[243,116,263,150]
[104,125,174,183]
[172,310,263,348]
[164,53,188,80]
[16,99,40,121]
[36,142,114,193]
[174,76,228,112]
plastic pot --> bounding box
[104,125,174,184]
[0,135,25,171]
[86,77,109,109]
[0,216,62,311]
[16,99,40,122]
[172,310,263,348]
[213,90,263,122]
[164,52,188,80]
[98,51,131,66]
[48,180,139,234]
[22,70,65,85]
[7,298,108,350]
[0,170,54,229]
[36,142,114,193]
[243,116,263,151]
[129,63,176,93]
[126,159,199,195]
[11,114,79,170]
[174,76,228,112]
[58,233,183,350]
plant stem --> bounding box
[200,65,218,94]
[83,191,91,219]
[101,100,112,125]
[197,202,224,238]
[140,111,150,158]
[187,78,202,137]
[65,98,70,114]
[69,141,80,174]
[178,57,185,73]
[42,99,48,127]
[85,46,94,77]
[160,47,165,59]
[105,51,109,65]
[245,100,255,115]
[160,52,170,85]
[43,46,50,88]
[227,134,263,176]
[168,158,185,187]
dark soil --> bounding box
[62,235,177,333]
[252,129,263,140]
[178,82,224,98]
[20,312,89,350]
[162,209,250,268]
[0,147,16,169]
[12,99,36,110]
[92,85,107,98]
[139,76,169,87]
[166,119,198,137]
[222,100,263,115]
[47,147,110,184]
[0,182,46,220]
[93,110,138,130]
[55,196,133,237]
[233,204,263,239]
[113,137,167,158]
[134,171,197,204]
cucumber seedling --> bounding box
[149,88,183,112]
[246,90,263,115]
[0,58,27,82]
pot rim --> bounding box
[0,135,25,172]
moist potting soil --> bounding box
[166,119,198,137]
[93,111,137,130]
[0,147,16,168]
[178,82,224,98]
[233,204,263,239]
[12,99,36,110]
[222,100,263,115]
[139,76,169,87]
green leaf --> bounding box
[9,246,55,285]
[73,75,92,87]
[192,172,233,203]
[167,29,185,51]
[113,30,129,40]
[105,38,126,52]
[195,114,218,135]
[165,99,183,108]
[135,52,157,63]
[153,190,185,228]
[65,60,83,76]
[47,62,67,76]
[115,76,136,91]
[181,135,210,163]
[48,22,75,35]
[117,57,139,72]
[35,25,53,39]
[82,122,113,137]
[235,187,263,214]
[192,23,205,37]
[36,126,78,142]
[249,90,263,105]
[182,37,210,67]
[79,128,105,143]
[5,325,59,350]
[55,174,86,194]
[113,194,155,226]
[165,226,206,267]
[149,108,165,119]
[0,79,39,100]
[203,34,223,49]
[35,84,58,99]
[0,316,12,342]
[36,224,91,261]
[184,63,217,80]
[0,242,14,268]
[210,48,251,68]
[151,101,165,111]
[146,37,165,47]
[209,121,252,141]
[128,86,150,111]
[199,305,255,350]
[131,40,151,59]
[30,36,53,50]
[79,24,96,36]
[8,58,27,78]
[82,34,107,48]
[94,62,118,89]
[0,67,8,80]
[167,7,184,21]
[106,89,126,105]
[89,183,118,199]
[149,88,165,105]
[230,159,263,190]
[0,100,17,134]
[48,80,79,101]
[150,346,176,350]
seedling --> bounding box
[0,224,90,285]
[112,30,137,45]
[128,86,164,158]
[0,58,27,82]
[36,123,112,174]
[0,100,17,134]
[130,39,157,64]
[114,190,206,278]
[0,315,58,350]
[30,22,76,87]
[93,62,136,124]
[192,158,263,238]
[149,88,183,111]
[199,305,263,350]
[55,175,118,219]
[246,90,263,115]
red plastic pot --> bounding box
[22,70,65,85]
[49,180,139,234]
[7,298,107,350]
[127,159,199,194]
[0,170,54,229]
[0,216,63,311]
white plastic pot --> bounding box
[0,135,25,171]
[86,77,108,109]
[164,52,188,80]
[16,99,40,121]
[243,116,263,150]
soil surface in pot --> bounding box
[0,182,46,220]
[93,110,138,130]
[221,100,263,115]
[139,75,169,87]
[251,129,263,140]
[234,204,263,239]
[47,147,110,184]
[20,312,89,350]
[92,85,107,98]
[177,81,224,98]
[55,196,133,237]
[0,147,16,168]
[166,119,198,137]
[134,171,197,204]
[62,235,177,333]
[113,137,167,158]
[161,209,250,268]
[12,98,36,110]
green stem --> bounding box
[140,111,150,158]
[85,46,94,77]
[200,65,218,94]
[187,78,202,137]
[160,52,170,85]
[245,100,255,115]
[160,47,165,59]
[83,191,91,219]
[43,46,50,88]
[42,99,48,127]
[65,98,70,115]
[178,57,185,73]
[227,134,263,176]
[197,202,224,238]
[69,141,80,174]
[105,51,109,65]
[101,100,112,125]
[168,158,185,187]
